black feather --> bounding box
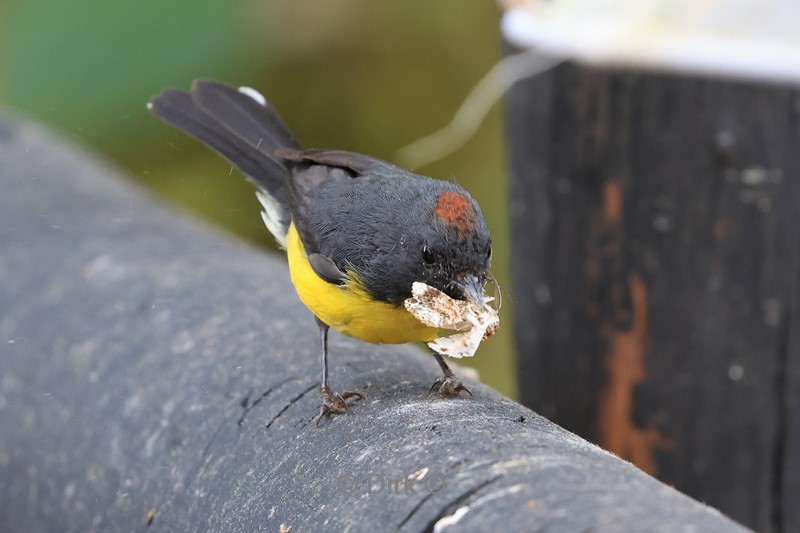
[190,80,299,154]
[148,82,297,238]
[285,149,400,175]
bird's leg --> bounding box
[315,318,364,425]
[429,351,473,397]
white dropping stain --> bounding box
[728,364,744,381]
[741,167,768,185]
[408,467,429,481]
[144,428,162,457]
[433,484,525,532]
[715,130,735,151]
[83,254,128,287]
[123,394,142,417]
[434,507,470,531]
[170,330,195,354]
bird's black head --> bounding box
[413,187,491,305]
[347,178,492,306]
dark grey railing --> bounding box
[0,116,747,532]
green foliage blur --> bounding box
[1,0,516,398]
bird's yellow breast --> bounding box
[286,223,441,344]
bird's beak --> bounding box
[455,273,485,306]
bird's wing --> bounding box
[281,149,401,176]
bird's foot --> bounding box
[315,385,364,426]
[428,374,473,397]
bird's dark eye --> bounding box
[486,246,492,259]
[422,245,436,265]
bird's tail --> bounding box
[148,80,299,248]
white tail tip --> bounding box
[238,86,266,106]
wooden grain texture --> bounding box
[505,62,800,532]
[0,116,749,532]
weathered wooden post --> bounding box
[502,3,800,531]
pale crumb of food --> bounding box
[404,282,499,359]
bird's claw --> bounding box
[315,386,364,426]
[428,376,473,397]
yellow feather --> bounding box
[286,222,441,344]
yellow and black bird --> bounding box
[148,80,492,422]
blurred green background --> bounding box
[1,0,516,398]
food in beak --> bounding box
[404,281,499,359]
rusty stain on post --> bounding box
[603,180,623,224]
[598,274,671,475]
